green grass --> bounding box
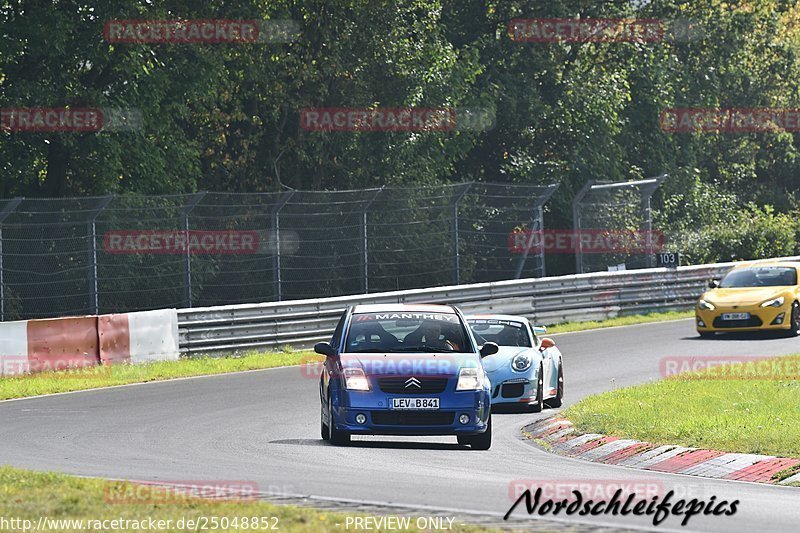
[0,350,322,401]
[546,310,692,334]
[0,466,493,532]
[564,354,800,457]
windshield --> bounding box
[345,312,472,353]
[719,267,797,288]
[467,319,532,347]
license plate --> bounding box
[391,397,439,410]
[721,313,750,320]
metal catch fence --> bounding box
[572,175,666,274]
[0,183,557,320]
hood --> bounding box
[703,287,788,307]
[339,353,478,378]
[481,346,530,373]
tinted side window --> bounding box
[530,328,539,347]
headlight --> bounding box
[761,296,785,308]
[456,367,485,391]
[698,299,715,311]
[511,353,532,372]
[343,368,370,391]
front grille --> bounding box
[492,385,500,398]
[372,411,455,426]
[712,316,763,328]
[501,382,525,398]
[377,377,448,394]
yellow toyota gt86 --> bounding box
[696,261,800,338]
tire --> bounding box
[545,365,563,408]
[327,394,350,446]
[528,365,544,413]
[468,414,492,450]
[698,331,715,339]
[320,398,330,441]
[456,435,471,446]
[786,302,800,337]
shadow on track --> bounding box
[683,331,794,341]
[490,404,557,416]
[270,438,472,450]
[269,438,329,446]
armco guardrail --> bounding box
[177,256,800,353]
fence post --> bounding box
[450,183,472,285]
[641,174,667,268]
[513,214,542,280]
[642,196,653,267]
[271,190,294,301]
[572,182,593,274]
[360,188,383,293]
[514,183,559,279]
[181,192,207,308]
[0,198,23,321]
[86,196,114,315]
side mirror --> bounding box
[708,279,719,289]
[479,342,499,358]
[314,342,336,357]
[539,338,556,351]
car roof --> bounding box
[731,261,800,270]
[352,303,458,314]
[464,313,530,324]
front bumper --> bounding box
[331,388,491,436]
[486,367,548,405]
[696,303,791,333]
[488,377,539,405]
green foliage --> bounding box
[1,0,800,274]
[679,203,799,264]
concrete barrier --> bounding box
[0,309,179,378]
[99,309,180,365]
[0,319,29,376]
[27,316,99,374]
[128,309,180,363]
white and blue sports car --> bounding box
[466,315,564,412]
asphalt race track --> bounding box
[2,318,800,531]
